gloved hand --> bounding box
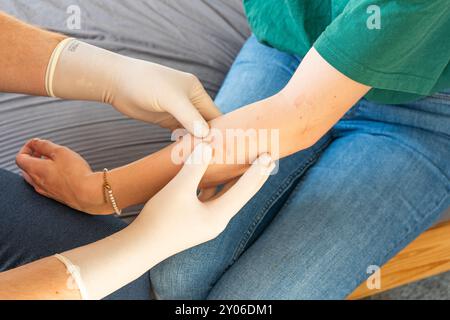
[55,143,275,300]
[46,38,221,137]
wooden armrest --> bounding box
[348,221,450,300]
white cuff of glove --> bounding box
[54,253,90,300]
[45,38,76,97]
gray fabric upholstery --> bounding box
[0,0,448,223]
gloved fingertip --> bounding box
[253,153,276,176]
[266,161,277,175]
[257,153,273,167]
[192,121,210,138]
[187,142,213,165]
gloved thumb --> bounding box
[208,154,275,220]
[192,90,222,121]
[166,96,211,138]
[172,143,213,193]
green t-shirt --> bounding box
[243,0,450,104]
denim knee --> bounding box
[150,252,214,300]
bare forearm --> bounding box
[103,48,371,208]
[105,147,182,212]
[0,11,66,96]
[100,96,298,210]
[0,257,80,300]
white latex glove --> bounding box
[45,38,221,137]
[55,143,275,300]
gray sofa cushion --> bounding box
[0,0,448,223]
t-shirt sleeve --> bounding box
[314,0,450,96]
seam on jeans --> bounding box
[430,93,450,101]
[230,138,332,263]
[345,191,450,297]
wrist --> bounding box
[79,172,114,215]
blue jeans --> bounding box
[0,169,152,300]
[150,35,450,299]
